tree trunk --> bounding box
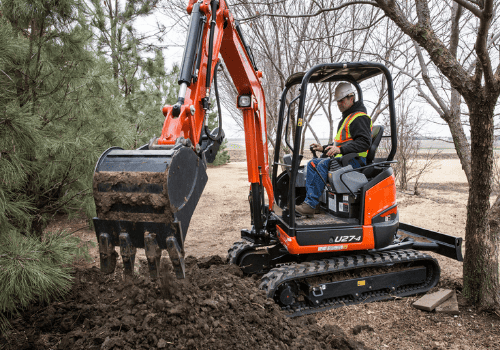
[463,99,499,310]
[444,88,472,184]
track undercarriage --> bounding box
[260,249,439,317]
[228,230,457,317]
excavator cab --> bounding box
[270,62,399,251]
[231,62,463,316]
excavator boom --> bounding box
[93,0,271,278]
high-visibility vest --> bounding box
[334,112,372,158]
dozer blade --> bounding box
[92,145,208,278]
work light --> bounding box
[238,95,251,107]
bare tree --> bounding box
[359,0,500,310]
[375,0,500,312]
[229,0,339,157]
[381,95,439,194]
[248,0,500,310]
[236,1,399,161]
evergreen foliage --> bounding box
[0,0,134,235]
[0,229,87,333]
[86,0,174,147]
[127,59,181,148]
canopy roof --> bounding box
[284,62,384,89]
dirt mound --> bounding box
[1,256,370,350]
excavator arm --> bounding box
[92,0,272,279]
[159,0,273,219]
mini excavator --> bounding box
[92,0,463,316]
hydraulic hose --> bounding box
[173,3,204,117]
[204,60,223,142]
[203,0,219,109]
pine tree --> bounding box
[87,0,180,148]
[127,56,181,148]
[87,0,163,94]
[0,1,122,330]
[0,0,133,236]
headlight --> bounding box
[238,95,251,107]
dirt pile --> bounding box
[1,256,371,350]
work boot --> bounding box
[315,204,322,214]
[296,203,315,218]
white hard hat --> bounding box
[334,82,356,101]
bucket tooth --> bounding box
[119,231,136,276]
[166,236,185,279]
[99,233,117,274]
[144,231,162,279]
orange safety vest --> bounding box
[334,112,372,158]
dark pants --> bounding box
[304,156,366,208]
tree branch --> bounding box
[413,41,451,115]
[238,1,378,22]
[452,0,483,18]
[374,0,473,98]
[415,0,431,26]
[301,15,385,42]
[449,2,463,57]
[474,0,496,93]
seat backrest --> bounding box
[366,125,384,164]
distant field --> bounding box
[227,138,462,150]
[226,138,500,156]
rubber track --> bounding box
[226,241,255,265]
[259,249,440,317]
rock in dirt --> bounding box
[435,291,460,315]
[157,338,168,348]
[352,325,375,335]
[413,289,454,312]
[1,256,372,350]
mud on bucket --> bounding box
[92,145,208,279]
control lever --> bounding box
[309,161,334,195]
[309,145,318,159]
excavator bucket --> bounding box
[92,145,208,279]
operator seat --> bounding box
[327,125,385,194]
[366,125,384,165]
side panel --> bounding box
[371,205,399,249]
[296,227,363,246]
[277,225,375,255]
[364,175,397,225]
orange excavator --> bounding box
[92,0,463,316]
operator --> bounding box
[296,82,372,218]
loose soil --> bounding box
[93,171,173,224]
[2,152,500,349]
[2,257,368,350]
